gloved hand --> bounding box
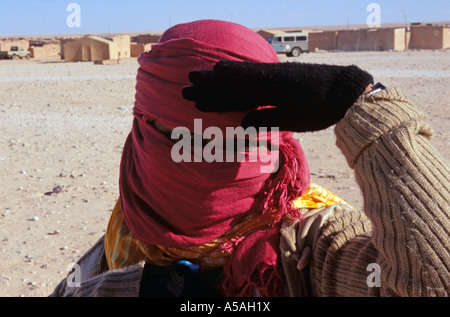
[182,61,374,132]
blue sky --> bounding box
[1,0,449,36]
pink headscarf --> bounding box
[119,19,310,296]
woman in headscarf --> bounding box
[50,19,449,297]
[103,19,360,297]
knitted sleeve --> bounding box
[311,87,450,296]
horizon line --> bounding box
[1,19,449,39]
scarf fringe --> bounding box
[222,261,284,297]
[222,137,307,297]
[259,138,304,224]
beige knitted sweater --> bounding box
[50,88,450,297]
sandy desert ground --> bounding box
[0,49,449,297]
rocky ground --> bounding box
[0,49,448,296]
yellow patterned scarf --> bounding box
[104,182,347,270]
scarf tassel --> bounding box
[222,138,306,297]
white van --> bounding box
[267,32,309,57]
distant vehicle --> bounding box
[267,32,309,57]
[0,46,31,60]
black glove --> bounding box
[182,61,373,132]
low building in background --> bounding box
[0,39,30,51]
[109,35,131,59]
[63,36,119,62]
[336,27,407,51]
[130,43,153,57]
[1,22,448,61]
[259,21,449,53]
[256,29,285,40]
[409,24,450,49]
[308,31,338,52]
[29,43,61,59]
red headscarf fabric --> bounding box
[119,19,310,296]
